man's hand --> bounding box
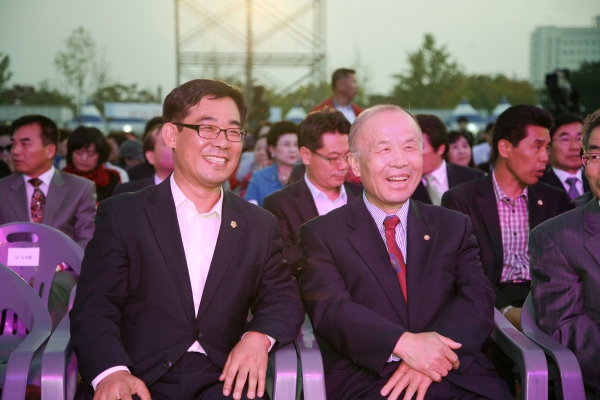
[93,371,151,400]
[503,307,522,331]
[380,362,433,400]
[219,331,270,399]
[393,332,462,382]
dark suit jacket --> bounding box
[0,170,96,248]
[127,161,154,181]
[539,166,591,194]
[113,177,155,196]
[441,174,572,309]
[263,177,362,276]
[298,197,510,399]
[412,162,485,204]
[530,199,600,397]
[70,179,304,392]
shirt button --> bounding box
[163,360,173,369]
[196,330,203,340]
[513,232,517,236]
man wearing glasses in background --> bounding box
[71,79,303,400]
[264,109,362,278]
[530,107,600,398]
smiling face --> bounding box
[447,135,472,167]
[550,122,583,174]
[163,96,243,191]
[349,109,423,214]
[501,125,550,186]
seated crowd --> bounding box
[0,70,599,400]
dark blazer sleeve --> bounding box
[299,222,406,375]
[70,199,134,384]
[262,194,301,277]
[530,227,600,394]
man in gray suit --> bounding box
[0,115,97,248]
[530,107,600,398]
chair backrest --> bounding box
[0,222,84,306]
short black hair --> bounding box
[415,114,448,151]
[67,126,111,168]
[266,120,298,150]
[550,114,583,140]
[11,115,60,152]
[163,79,247,127]
[298,109,350,150]
[143,124,164,154]
[492,105,553,162]
[144,116,163,138]
[331,68,356,91]
[107,131,129,147]
[582,108,600,153]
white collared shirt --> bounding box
[332,100,357,123]
[22,166,55,221]
[154,173,165,185]
[304,173,347,216]
[552,167,584,195]
[422,160,449,197]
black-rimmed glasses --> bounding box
[173,123,247,142]
[582,152,600,167]
[308,148,349,165]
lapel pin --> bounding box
[537,199,543,206]
[424,235,430,241]
[231,221,237,228]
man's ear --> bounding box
[145,150,155,166]
[299,146,311,166]
[348,153,361,178]
[162,124,177,150]
[497,139,511,159]
[436,144,446,156]
[45,143,57,160]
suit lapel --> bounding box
[475,176,503,269]
[406,201,434,329]
[146,180,196,325]
[344,183,362,203]
[527,185,546,229]
[584,200,600,267]
[347,198,408,325]
[7,175,29,221]
[197,192,244,320]
[43,170,68,226]
[412,182,432,204]
[446,163,459,188]
[293,179,319,223]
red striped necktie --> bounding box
[383,215,408,304]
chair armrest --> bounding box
[295,316,326,400]
[521,295,585,399]
[491,309,548,399]
[41,310,74,400]
[271,342,297,400]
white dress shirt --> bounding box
[22,166,55,221]
[552,167,584,196]
[154,173,165,185]
[332,100,357,123]
[422,160,449,197]
[304,173,347,216]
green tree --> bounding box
[570,61,600,114]
[269,81,330,117]
[391,34,464,108]
[0,82,74,109]
[462,74,536,112]
[91,83,160,115]
[0,53,12,92]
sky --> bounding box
[1,0,599,100]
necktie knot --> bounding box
[425,175,436,184]
[29,178,42,188]
[384,215,400,231]
[565,177,581,200]
[565,177,578,187]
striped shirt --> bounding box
[363,192,409,263]
[492,172,531,282]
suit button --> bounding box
[163,360,172,369]
[195,330,203,340]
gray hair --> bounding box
[582,108,600,153]
[349,104,422,158]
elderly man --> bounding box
[299,104,511,399]
[530,108,600,398]
[312,68,364,123]
[71,79,304,400]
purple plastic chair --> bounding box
[0,263,53,400]
[521,293,585,400]
[295,315,326,400]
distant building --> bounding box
[530,16,600,87]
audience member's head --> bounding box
[582,108,600,199]
[266,120,299,167]
[549,114,584,174]
[119,139,144,169]
[298,109,351,193]
[57,129,71,158]
[348,104,422,213]
[143,124,173,180]
[446,130,474,168]
[457,116,469,131]
[479,122,494,145]
[492,105,553,186]
[67,126,111,172]
[10,114,59,178]
[143,116,163,141]
[415,114,448,175]
[331,68,358,103]
[0,125,14,172]
[107,131,129,164]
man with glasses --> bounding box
[263,109,362,278]
[530,107,600,397]
[540,114,591,199]
[71,79,304,400]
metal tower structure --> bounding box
[174,0,327,104]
